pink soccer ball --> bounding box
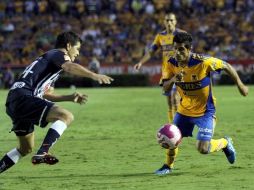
[157,124,182,149]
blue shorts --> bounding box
[163,83,177,96]
[173,112,216,141]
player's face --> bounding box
[66,41,81,62]
[164,14,177,32]
[173,43,191,63]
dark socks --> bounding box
[0,154,16,173]
[37,128,60,154]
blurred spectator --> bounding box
[2,67,14,89]
[88,56,101,87]
[0,0,253,68]
[88,56,100,74]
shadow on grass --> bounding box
[228,166,245,169]
[3,171,189,179]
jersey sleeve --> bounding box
[205,57,226,74]
[50,50,71,68]
[149,34,161,52]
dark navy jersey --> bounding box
[7,49,70,102]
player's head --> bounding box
[164,13,177,32]
[55,31,82,62]
[173,32,192,63]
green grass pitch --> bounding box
[0,86,253,190]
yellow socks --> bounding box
[168,107,177,123]
[166,95,179,168]
[168,110,174,123]
[166,147,179,168]
[164,139,227,168]
[209,138,228,153]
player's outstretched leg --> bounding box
[0,148,22,174]
[155,147,178,176]
[32,120,67,165]
[222,136,236,164]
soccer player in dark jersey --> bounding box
[0,31,113,173]
[157,32,248,174]
[134,13,184,175]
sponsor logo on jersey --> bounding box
[191,74,198,81]
[162,45,174,51]
[10,82,26,90]
[176,81,202,91]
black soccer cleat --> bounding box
[31,152,59,165]
[155,164,173,176]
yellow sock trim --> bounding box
[166,147,179,168]
[209,138,228,153]
[168,110,173,123]
[168,108,177,123]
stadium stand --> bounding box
[0,0,254,86]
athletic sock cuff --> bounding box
[50,120,67,136]
[6,148,22,163]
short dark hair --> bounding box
[55,31,82,49]
[173,32,192,49]
[165,12,176,19]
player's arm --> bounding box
[134,34,160,70]
[61,61,113,84]
[223,62,248,96]
[162,60,184,93]
[161,60,180,92]
[162,71,183,92]
[162,77,175,93]
[134,50,157,70]
[43,87,87,104]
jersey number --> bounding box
[22,60,38,78]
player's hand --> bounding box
[94,74,114,84]
[175,70,185,82]
[72,92,88,104]
[133,62,143,71]
[162,80,173,92]
[238,84,248,96]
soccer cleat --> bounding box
[155,164,172,176]
[222,137,236,164]
[31,152,59,165]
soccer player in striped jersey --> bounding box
[0,31,113,173]
[156,32,248,175]
[134,13,185,174]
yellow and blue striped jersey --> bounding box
[150,29,185,82]
[163,53,226,117]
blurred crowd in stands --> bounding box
[0,0,254,68]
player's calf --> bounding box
[18,147,33,156]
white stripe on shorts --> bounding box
[39,105,48,127]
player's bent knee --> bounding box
[56,110,74,125]
[197,147,209,154]
[59,111,74,126]
[196,141,210,154]
[66,112,74,125]
[47,106,74,125]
